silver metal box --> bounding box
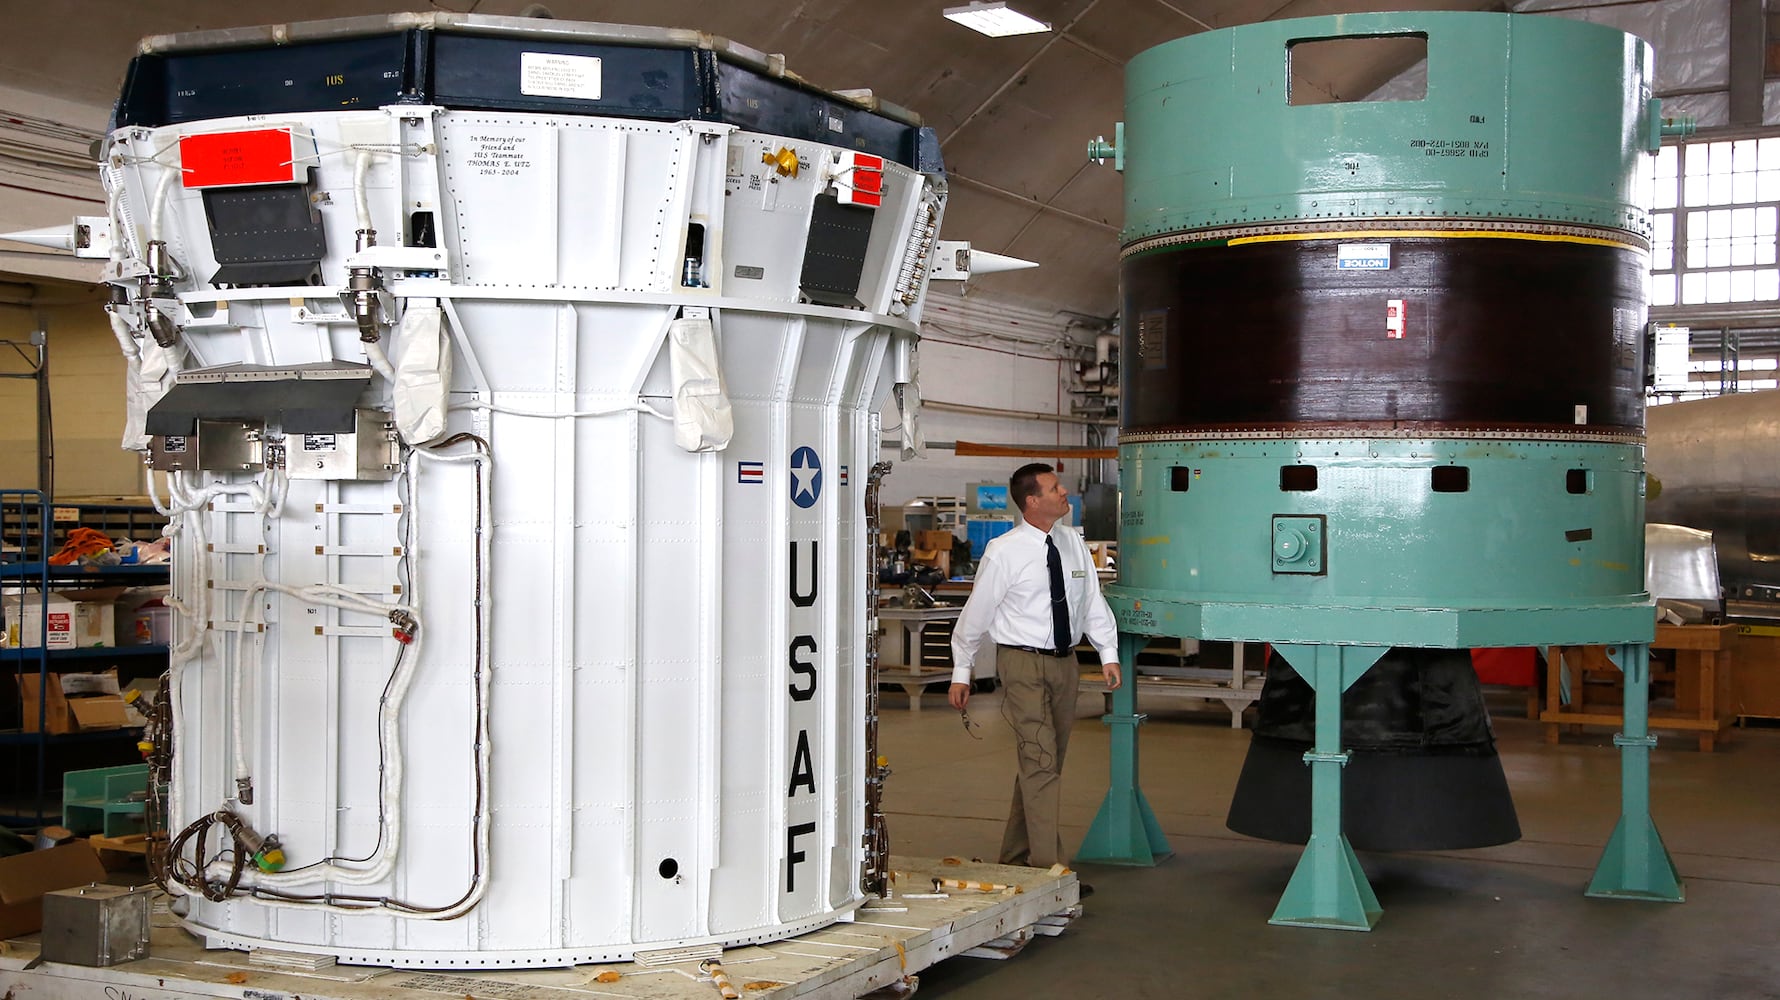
[147,420,264,473]
[40,884,151,966]
[195,419,265,472]
[147,432,195,472]
[285,408,397,481]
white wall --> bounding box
[881,286,1112,507]
[882,339,1086,506]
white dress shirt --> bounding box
[949,520,1119,685]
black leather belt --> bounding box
[997,643,1072,658]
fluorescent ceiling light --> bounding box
[943,1,1051,37]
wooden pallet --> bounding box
[89,833,149,854]
[0,857,1080,1000]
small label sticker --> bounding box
[1386,298,1406,339]
[827,115,845,133]
[734,264,766,279]
[1137,310,1169,370]
[1574,404,1588,425]
[519,52,602,100]
[1337,243,1392,270]
[163,436,188,454]
[52,507,80,522]
[303,434,337,452]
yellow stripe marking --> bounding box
[1229,229,1641,251]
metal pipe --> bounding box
[921,399,1116,426]
[944,173,1120,235]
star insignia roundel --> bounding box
[790,447,822,508]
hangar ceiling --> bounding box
[4,0,1509,317]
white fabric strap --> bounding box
[668,311,734,453]
[392,300,452,445]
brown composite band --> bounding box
[1120,234,1649,431]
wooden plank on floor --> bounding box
[0,858,1080,1000]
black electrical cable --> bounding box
[243,434,493,915]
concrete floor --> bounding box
[878,686,1780,999]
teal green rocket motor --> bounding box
[1076,11,1693,929]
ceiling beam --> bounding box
[947,171,1120,234]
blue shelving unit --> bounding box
[1,490,168,831]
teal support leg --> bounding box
[1587,642,1684,902]
[1268,643,1388,931]
[1077,633,1173,865]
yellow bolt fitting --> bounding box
[763,147,800,177]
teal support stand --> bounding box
[1268,644,1389,931]
[1076,633,1173,865]
[1587,642,1685,902]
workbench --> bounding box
[1079,641,1261,728]
[876,606,963,711]
[1541,623,1738,752]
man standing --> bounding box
[951,463,1121,869]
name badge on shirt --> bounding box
[1072,569,1085,579]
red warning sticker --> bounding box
[837,152,885,208]
[1386,298,1406,339]
[179,128,299,189]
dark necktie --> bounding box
[1046,534,1072,654]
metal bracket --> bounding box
[1302,750,1350,766]
[1612,733,1659,749]
[343,244,451,273]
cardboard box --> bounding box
[913,549,951,578]
[2,592,116,649]
[17,670,128,735]
[0,841,108,940]
[917,530,957,552]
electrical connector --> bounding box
[253,835,286,873]
[219,811,286,872]
[389,608,418,645]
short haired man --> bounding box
[950,463,1121,869]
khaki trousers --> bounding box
[996,647,1080,868]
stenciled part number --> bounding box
[1409,138,1491,158]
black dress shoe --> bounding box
[1077,882,1095,899]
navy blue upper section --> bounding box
[113,28,938,171]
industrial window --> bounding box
[1649,138,1780,308]
[1285,35,1428,106]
